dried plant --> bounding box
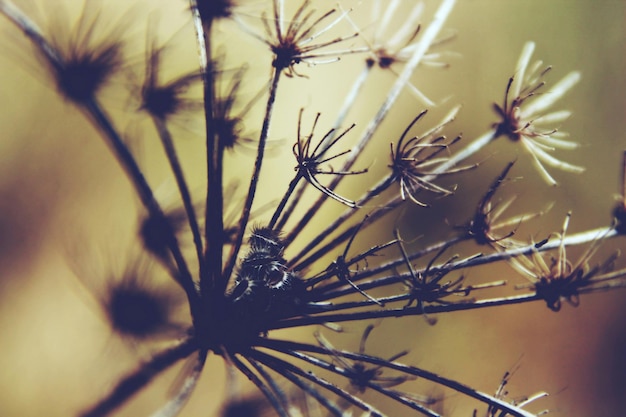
[0,1,625,416]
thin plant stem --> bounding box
[272,339,442,417]
[320,226,618,300]
[269,174,303,230]
[254,353,346,417]
[247,357,290,411]
[230,352,290,417]
[285,0,457,246]
[199,20,227,298]
[152,117,206,283]
[260,339,537,417]
[249,348,386,417]
[274,64,373,232]
[149,350,208,417]
[186,0,209,76]
[224,68,282,283]
[327,63,374,150]
[83,99,199,309]
[0,0,199,308]
[80,337,198,417]
[620,151,626,202]
[276,277,626,330]
[430,128,497,176]
[317,235,466,293]
[288,174,396,268]
[309,280,507,314]
[0,0,61,65]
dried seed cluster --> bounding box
[0,0,624,416]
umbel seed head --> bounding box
[108,285,169,337]
[55,42,122,102]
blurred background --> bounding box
[0,0,624,416]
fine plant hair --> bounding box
[1,1,625,417]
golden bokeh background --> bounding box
[0,0,624,416]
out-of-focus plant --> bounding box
[0,0,624,416]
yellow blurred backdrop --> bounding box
[0,0,624,416]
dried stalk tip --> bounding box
[476,367,549,417]
[512,213,617,311]
[292,111,365,207]
[140,208,188,260]
[45,1,127,102]
[493,41,583,186]
[462,161,548,249]
[196,0,235,22]
[389,109,470,207]
[96,260,182,340]
[245,0,362,77]
[213,64,258,151]
[613,204,626,235]
[105,278,178,339]
[140,42,202,120]
[53,41,122,102]
[464,162,517,246]
[0,0,128,102]
[316,325,414,394]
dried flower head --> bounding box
[316,325,414,394]
[224,227,307,344]
[290,111,365,207]
[2,1,626,416]
[352,0,455,105]
[139,39,202,120]
[317,216,385,306]
[103,271,181,340]
[396,230,467,325]
[140,204,191,261]
[475,364,548,417]
[75,254,183,341]
[493,41,584,186]
[512,212,618,311]
[361,0,424,70]
[195,0,235,22]
[464,162,518,247]
[388,108,469,207]
[11,0,126,102]
[462,161,550,248]
[242,0,363,77]
[213,64,264,151]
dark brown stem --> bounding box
[223,69,282,284]
[152,117,205,285]
[83,99,200,311]
[80,337,198,417]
